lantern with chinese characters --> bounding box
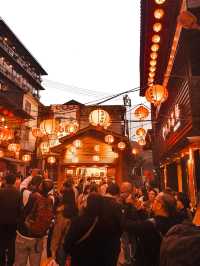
[47,156,56,164]
[118,142,126,150]
[138,139,146,146]
[40,141,50,154]
[40,119,58,135]
[136,128,146,137]
[93,155,100,162]
[0,127,13,141]
[105,134,114,144]
[0,149,4,158]
[89,109,110,127]
[32,128,44,138]
[145,84,168,106]
[134,105,149,120]
[22,154,31,162]
[94,145,100,152]
[73,139,82,148]
[8,143,21,152]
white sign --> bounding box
[162,104,181,140]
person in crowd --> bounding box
[160,204,200,266]
[51,181,78,266]
[99,179,108,195]
[77,184,91,214]
[143,188,157,216]
[122,192,179,266]
[15,178,54,266]
[175,192,193,222]
[0,174,21,266]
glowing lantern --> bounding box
[94,145,100,152]
[0,149,4,158]
[132,148,137,155]
[153,23,162,32]
[32,128,44,138]
[40,141,50,154]
[149,66,156,72]
[118,142,126,150]
[149,72,155,78]
[154,9,164,19]
[72,156,79,163]
[155,0,166,4]
[177,11,200,30]
[150,60,157,67]
[8,143,21,152]
[150,52,158,60]
[145,84,168,106]
[134,105,149,120]
[73,139,82,148]
[151,44,159,52]
[138,139,146,146]
[152,35,160,43]
[47,156,56,164]
[93,155,100,162]
[148,78,154,83]
[67,121,79,134]
[22,154,31,162]
[69,146,76,154]
[89,109,110,127]
[0,127,13,141]
[105,134,114,144]
[136,128,146,137]
[40,119,58,135]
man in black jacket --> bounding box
[0,174,21,266]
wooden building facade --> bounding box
[140,0,200,204]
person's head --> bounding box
[5,174,16,185]
[39,179,54,196]
[163,187,174,196]
[120,182,133,200]
[83,185,91,195]
[106,183,120,196]
[176,192,190,210]
[85,193,102,217]
[152,192,177,217]
[29,175,43,191]
[148,189,157,203]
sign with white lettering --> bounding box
[162,104,181,139]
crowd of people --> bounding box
[0,169,200,266]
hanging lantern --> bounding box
[177,11,200,30]
[145,84,168,106]
[154,0,166,4]
[73,139,82,148]
[105,134,114,144]
[153,23,162,32]
[136,128,146,137]
[152,35,161,43]
[89,109,110,127]
[132,148,137,155]
[72,156,79,163]
[58,120,79,136]
[138,139,146,146]
[47,156,56,164]
[134,105,149,120]
[67,121,79,134]
[69,145,76,154]
[8,143,21,152]
[0,127,13,141]
[32,128,44,138]
[94,144,100,152]
[40,141,50,154]
[154,9,164,19]
[22,154,31,162]
[118,142,126,150]
[40,119,58,135]
[0,149,4,158]
[150,52,158,60]
[93,155,100,162]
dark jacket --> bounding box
[123,215,179,266]
[64,195,122,266]
[0,184,21,225]
[160,223,200,266]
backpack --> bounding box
[25,192,54,237]
[160,223,200,266]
